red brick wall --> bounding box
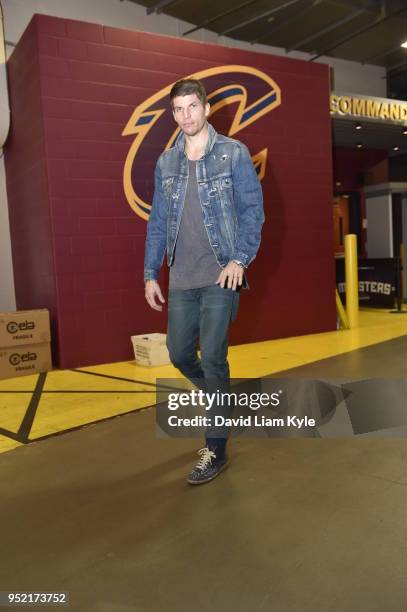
[5,14,336,368]
[4,18,59,363]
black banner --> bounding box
[336,258,397,308]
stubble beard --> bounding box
[182,118,207,138]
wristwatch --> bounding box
[233,260,245,268]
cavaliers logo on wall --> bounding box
[122,65,281,221]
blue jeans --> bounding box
[166,284,240,440]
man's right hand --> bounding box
[145,280,165,311]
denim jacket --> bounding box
[144,122,264,283]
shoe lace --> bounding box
[195,447,216,471]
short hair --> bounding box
[170,78,207,107]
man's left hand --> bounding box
[216,261,243,291]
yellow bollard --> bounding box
[345,234,359,328]
[336,289,349,329]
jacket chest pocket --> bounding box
[208,176,232,198]
[219,176,234,209]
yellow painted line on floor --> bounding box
[29,390,157,439]
[42,368,164,392]
[0,436,22,453]
[0,374,38,392]
[0,365,182,447]
[0,393,34,432]
[77,361,183,386]
[228,308,407,377]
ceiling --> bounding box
[130,0,407,154]
[131,0,407,81]
[332,117,407,154]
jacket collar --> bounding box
[174,122,217,157]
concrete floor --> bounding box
[2,337,407,611]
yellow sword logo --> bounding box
[122,65,281,220]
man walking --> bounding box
[144,78,264,484]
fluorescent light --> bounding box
[401,41,407,48]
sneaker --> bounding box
[187,447,228,485]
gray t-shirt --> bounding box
[169,159,221,290]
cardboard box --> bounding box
[0,342,52,380]
[131,333,170,367]
[0,309,51,348]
